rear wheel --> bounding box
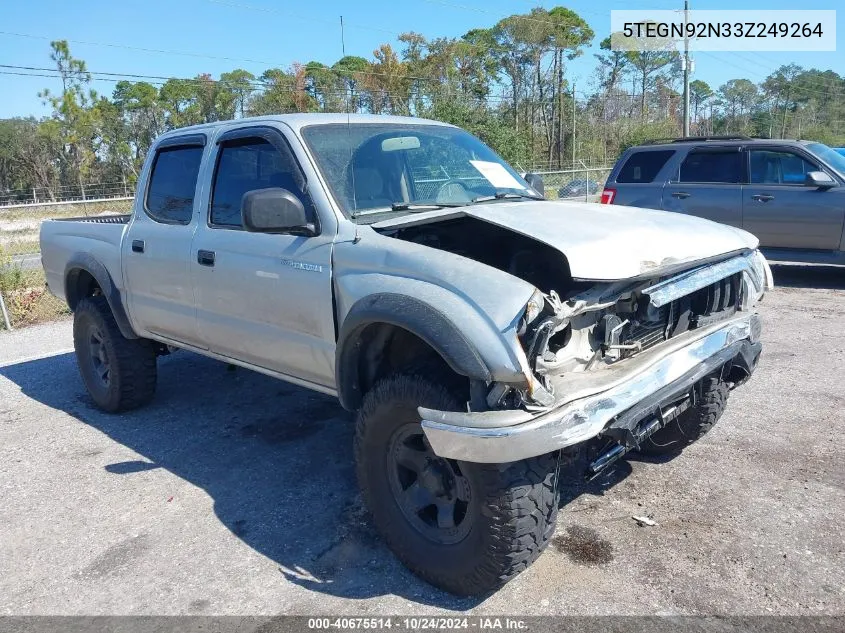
[638,375,729,456]
[355,374,559,596]
[73,296,157,412]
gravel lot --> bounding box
[1,264,843,616]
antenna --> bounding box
[341,15,359,239]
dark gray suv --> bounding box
[602,137,845,264]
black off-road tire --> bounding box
[355,374,559,596]
[73,296,157,413]
[638,376,729,456]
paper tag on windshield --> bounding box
[469,160,526,190]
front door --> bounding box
[190,127,336,388]
[743,148,845,249]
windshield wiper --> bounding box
[471,191,544,204]
[350,201,467,218]
[389,202,467,212]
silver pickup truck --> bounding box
[40,114,772,596]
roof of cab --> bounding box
[155,113,455,142]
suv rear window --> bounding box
[145,146,204,224]
[678,149,743,183]
[616,150,674,183]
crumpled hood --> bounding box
[452,201,757,281]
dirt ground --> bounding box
[0,264,843,615]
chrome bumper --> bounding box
[420,312,762,463]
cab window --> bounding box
[210,137,306,228]
[145,145,204,224]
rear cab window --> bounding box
[616,150,675,183]
[145,143,204,224]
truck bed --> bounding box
[53,214,131,224]
[40,214,130,305]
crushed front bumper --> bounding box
[420,312,762,463]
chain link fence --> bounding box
[0,280,71,330]
[0,182,134,207]
[0,252,71,330]
[0,197,135,330]
[537,166,613,202]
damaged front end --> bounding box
[420,249,772,466]
[517,249,771,407]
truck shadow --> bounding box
[1,349,646,608]
[0,351,482,610]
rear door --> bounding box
[661,146,744,228]
[742,146,845,249]
[190,125,336,388]
[122,134,206,347]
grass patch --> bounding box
[2,240,40,256]
[0,226,37,237]
[0,249,70,329]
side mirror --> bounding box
[242,188,317,236]
[805,171,836,189]
[523,172,545,198]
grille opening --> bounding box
[612,272,743,361]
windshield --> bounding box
[807,143,845,176]
[301,123,535,219]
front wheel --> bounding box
[355,374,559,596]
[73,296,157,412]
[638,375,730,456]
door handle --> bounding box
[751,194,775,202]
[131,239,145,253]
[197,250,216,267]
[671,191,690,199]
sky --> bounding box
[0,0,843,119]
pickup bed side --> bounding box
[40,215,137,339]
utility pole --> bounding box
[571,82,576,168]
[682,0,691,137]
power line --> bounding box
[8,61,842,110]
[0,66,525,104]
[697,52,844,98]
[0,61,608,104]
[0,30,278,68]
[0,46,459,86]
